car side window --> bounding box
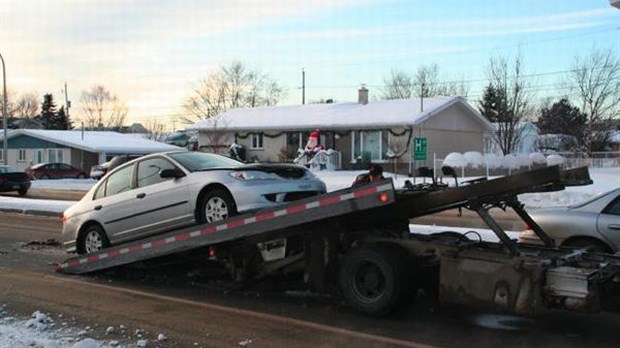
[137,158,176,188]
[105,164,134,196]
[93,180,106,200]
[602,196,620,216]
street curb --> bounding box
[0,208,62,218]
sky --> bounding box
[1,0,619,129]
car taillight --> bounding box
[0,177,4,184]
[61,214,67,224]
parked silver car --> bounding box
[62,151,327,254]
[519,188,620,253]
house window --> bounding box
[251,133,264,149]
[35,150,44,164]
[351,130,389,162]
[0,150,3,162]
[18,149,27,162]
[48,149,63,163]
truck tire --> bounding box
[339,244,409,316]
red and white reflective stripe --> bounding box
[58,183,392,270]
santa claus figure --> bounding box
[304,130,324,155]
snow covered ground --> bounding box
[0,167,617,214]
[0,167,618,346]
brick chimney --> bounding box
[358,85,368,105]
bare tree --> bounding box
[381,64,470,100]
[483,52,534,155]
[566,47,620,153]
[381,69,414,100]
[415,63,441,97]
[14,92,39,119]
[143,119,168,142]
[203,116,232,154]
[182,61,285,124]
[79,85,128,130]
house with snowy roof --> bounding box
[187,88,494,172]
[0,129,181,172]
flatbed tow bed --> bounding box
[57,165,620,317]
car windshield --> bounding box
[168,151,243,172]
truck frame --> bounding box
[57,165,620,317]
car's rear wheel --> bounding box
[77,173,86,179]
[197,188,237,224]
[41,174,50,180]
[78,225,110,254]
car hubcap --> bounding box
[205,197,228,222]
[84,231,103,253]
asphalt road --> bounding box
[2,211,620,347]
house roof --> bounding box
[187,96,494,132]
[2,129,182,154]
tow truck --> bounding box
[57,165,620,317]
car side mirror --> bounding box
[160,168,184,179]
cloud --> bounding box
[272,8,612,41]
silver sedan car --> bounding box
[62,151,327,254]
[519,188,620,253]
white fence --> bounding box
[430,151,619,178]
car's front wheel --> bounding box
[78,225,110,254]
[197,188,237,224]
[17,187,28,196]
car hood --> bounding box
[233,163,309,179]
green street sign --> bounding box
[413,137,427,160]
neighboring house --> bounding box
[0,129,181,172]
[610,130,620,152]
[187,88,494,172]
[485,122,540,154]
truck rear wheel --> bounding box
[339,244,409,316]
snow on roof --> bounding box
[187,96,493,131]
[3,129,182,154]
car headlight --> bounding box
[229,171,276,180]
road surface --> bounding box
[1,212,620,347]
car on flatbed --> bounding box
[0,165,32,196]
[61,151,327,254]
[519,188,620,253]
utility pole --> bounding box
[420,83,425,113]
[301,68,305,105]
[64,82,71,118]
[1,53,7,165]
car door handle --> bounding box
[136,193,146,199]
[94,205,102,211]
[608,224,620,230]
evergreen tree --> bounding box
[39,94,57,129]
[538,98,586,136]
[538,98,587,152]
[477,84,509,123]
[50,106,73,130]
